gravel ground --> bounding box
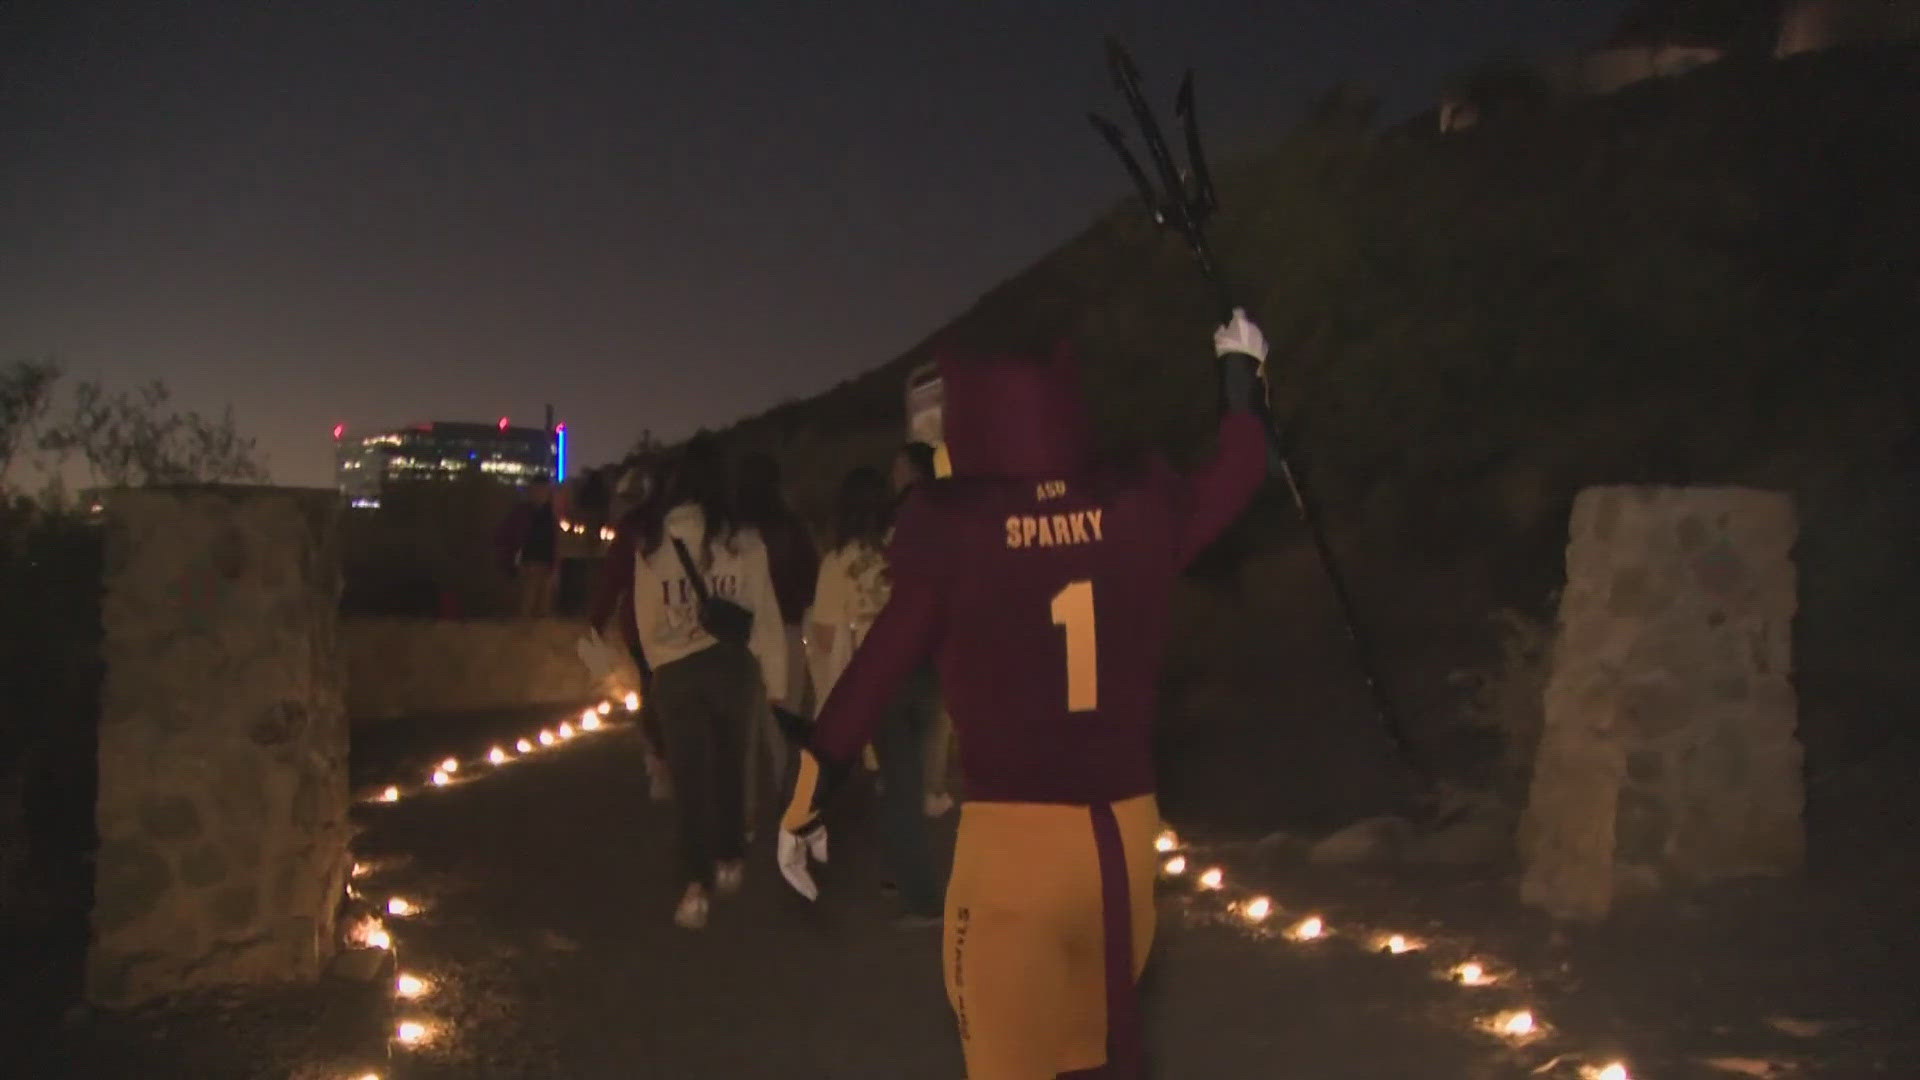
[16,706,1914,1078]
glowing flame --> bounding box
[395,972,429,999]
[488,746,508,765]
[1242,897,1272,922]
[582,714,602,732]
[1291,916,1325,941]
[395,1020,431,1046]
[431,769,450,787]
[350,917,391,951]
[1198,867,1225,890]
[624,692,640,712]
[1154,831,1178,853]
[581,709,597,725]
[1496,1010,1537,1038]
[379,786,400,803]
[1162,855,1187,876]
[538,730,556,746]
[1454,961,1494,987]
[559,722,576,739]
[439,757,459,774]
[352,862,370,878]
[516,738,534,753]
[1379,934,1417,954]
[597,701,613,715]
[1587,1065,1630,1080]
[386,897,418,917]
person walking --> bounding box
[589,460,672,801]
[735,452,818,828]
[631,435,789,929]
[497,479,559,616]
[780,314,1271,1077]
[807,464,943,926]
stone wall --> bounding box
[89,487,349,1006]
[342,617,634,721]
[1520,486,1805,920]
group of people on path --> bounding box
[554,308,1269,1078]
[585,436,957,929]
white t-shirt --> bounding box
[806,535,892,706]
[631,503,788,701]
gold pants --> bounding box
[943,794,1158,1079]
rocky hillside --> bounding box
[696,44,1920,855]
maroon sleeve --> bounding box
[809,496,945,765]
[1172,409,1267,568]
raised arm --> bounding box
[1172,309,1272,568]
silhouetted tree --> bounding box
[0,359,59,488]
[32,370,267,488]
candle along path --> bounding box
[341,698,636,1072]
[1151,829,1638,1079]
[337,706,1636,1078]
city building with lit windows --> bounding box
[334,418,566,508]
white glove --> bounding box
[1213,308,1268,366]
[777,828,825,901]
[575,630,618,682]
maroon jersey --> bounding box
[810,343,1266,805]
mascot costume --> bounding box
[777,311,1270,1079]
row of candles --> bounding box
[557,517,618,543]
[338,694,1634,1078]
[1153,830,1635,1079]
[340,693,640,1078]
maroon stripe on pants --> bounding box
[1088,802,1142,1079]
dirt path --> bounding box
[33,706,1903,1078]
[341,716,1498,1079]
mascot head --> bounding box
[923,342,1095,480]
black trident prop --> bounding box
[1089,38,1428,791]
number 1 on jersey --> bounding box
[1050,580,1098,712]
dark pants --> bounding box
[624,638,667,757]
[652,643,756,890]
[874,665,943,917]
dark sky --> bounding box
[1,0,1627,488]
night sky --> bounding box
[1,1,1627,489]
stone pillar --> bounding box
[1520,486,1804,920]
[88,487,349,1006]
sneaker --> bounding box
[715,861,744,896]
[891,911,943,930]
[923,793,954,818]
[674,887,709,930]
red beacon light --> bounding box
[498,416,510,431]
[332,423,345,440]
